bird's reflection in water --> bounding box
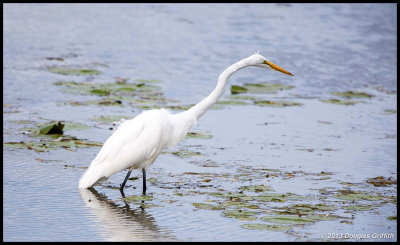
[79,188,176,242]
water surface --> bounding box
[3,3,397,242]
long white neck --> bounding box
[168,57,250,148]
[187,58,249,120]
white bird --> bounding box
[79,53,293,194]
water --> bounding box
[3,3,397,242]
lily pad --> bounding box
[383,109,396,114]
[192,202,224,210]
[123,195,153,202]
[186,132,212,139]
[330,91,374,98]
[216,100,249,106]
[222,209,260,221]
[38,121,64,135]
[275,203,338,215]
[239,184,272,192]
[135,79,162,83]
[387,216,397,221]
[254,100,302,107]
[48,67,102,76]
[260,215,316,225]
[3,137,102,152]
[63,122,91,131]
[321,99,361,106]
[169,150,204,158]
[241,223,292,231]
[231,82,294,94]
[54,81,161,97]
[90,115,128,123]
[334,190,383,201]
[342,205,374,211]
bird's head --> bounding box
[245,53,293,76]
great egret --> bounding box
[79,53,293,194]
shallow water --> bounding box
[3,3,397,242]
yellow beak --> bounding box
[263,60,293,76]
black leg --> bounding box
[120,169,132,192]
[142,168,146,195]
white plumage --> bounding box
[79,53,293,194]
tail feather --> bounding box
[79,165,108,189]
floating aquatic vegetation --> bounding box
[274,203,338,216]
[383,109,396,114]
[207,191,247,199]
[231,82,294,94]
[4,137,102,153]
[334,189,383,201]
[260,215,316,225]
[7,121,101,152]
[222,210,260,221]
[330,91,374,99]
[64,98,123,106]
[342,204,375,211]
[38,121,65,135]
[44,57,64,62]
[167,149,205,158]
[192,202,224,210]
[185,132,212,139]
[48,67,102,76]
[123,195,153,203]
[216,100,249,106]
[241,223,292,231]
[366,176,397,187]
[375,86,396,95]
[63,122,91,131]
[238,184,272,193]
[254,100,302,107]
[90,115,128,123]
[135,79,163,83]
[387,216,397,221]
[321,99,362,106]
[217,200,260,210]
[54,81,161,96]
[226,95,259,101]
[19,121,90,136]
